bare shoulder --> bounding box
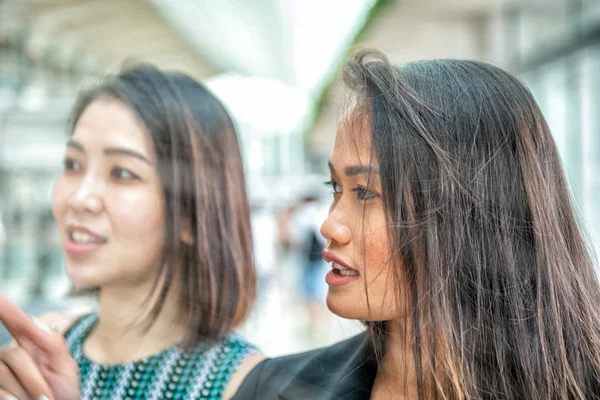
[222,352,266,400]
[37,305,94,336]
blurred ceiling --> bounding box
[0,0,530,98]
[0,0,534,136]
[0,0,378,91]
[0,0,216,79]
[0,0,379,133]
[151,0,377,96]
[0,0,570,172]
[307,0,525,155]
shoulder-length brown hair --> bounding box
[69,64,256,348]
[344,49,600,398]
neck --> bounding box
[373,318,427,399]
[84,278,187,364]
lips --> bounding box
[322,251,357,272]
[322,251,354,269]
[67,224,107,244]
[322,250,360,286]
[64,224,107,255]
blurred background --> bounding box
[0,0,599,355]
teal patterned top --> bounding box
[64,313,258,400]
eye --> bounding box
[63,157,81,172]
[324,180,341,194]
[351,185,377,200]
[111,167,138,180]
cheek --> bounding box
[362,211,401,315]
[51,178,69,223]
[108,189,166,237]
[359,209,391,276]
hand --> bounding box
[0,294,80,400]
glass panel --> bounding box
[541,62,569,161]
[581,45,600,255]
[582,0,600,31]
[517,0,574,60]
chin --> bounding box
[326,291,367,320]
[65,263,105,290]
[66,275,101,290]
[326,290,400,321]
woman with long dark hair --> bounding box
[233,50,600,399]
[0,65,262,400]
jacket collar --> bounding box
[279,332,378,400]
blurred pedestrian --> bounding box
[286,185,329,342]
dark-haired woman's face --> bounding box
[321,116,403,321]
[52,98,166,290]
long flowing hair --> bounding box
[344,49,600,399]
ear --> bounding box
[180,218,194,246]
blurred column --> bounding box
[582,0,600,31]
[279,130,291,175]
[483,1,515,68]
[0,26,21,113]
[580,45,600,253]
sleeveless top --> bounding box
[64,313,259,400]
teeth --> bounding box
[329,261,359,276]
[330,261,347,271]
[70,230,103,244]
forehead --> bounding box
[73,98,156,157]
[331,109,374,166]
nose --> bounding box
[320,207,351,246]
[67,174,104,215]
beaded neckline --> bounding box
[64,312,259,400]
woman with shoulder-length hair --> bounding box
[0,64,262,400]
[233,49,600,399]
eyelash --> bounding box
[111,167,139,181]
[324,180,341,193]
[63,157,81,171]
[352,186,377,200]
[62,158,139,181]
[324,180,377,200]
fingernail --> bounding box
[31,316,52,335]
[4,395,18,400]
[38,396,49,400]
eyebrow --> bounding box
[328,161,379,176]
[67,140,152,165]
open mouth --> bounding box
[68,229,107,245]
[329,261,359,277]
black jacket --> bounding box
[232,332,378,400]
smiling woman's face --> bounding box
[320,114,406,321]
[51,97,166,290]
